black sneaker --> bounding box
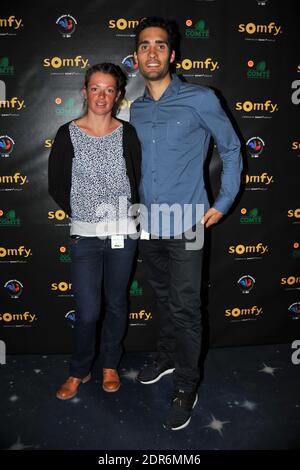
[163,389,198,431]
[138,360,175,384]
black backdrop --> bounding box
[0,0,299,353]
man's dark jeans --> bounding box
[139,236,203,392]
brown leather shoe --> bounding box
[56,373,91,400]
[102,368,120,393]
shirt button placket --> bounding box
[152,103,158,202]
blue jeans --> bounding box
[69,236,137,378]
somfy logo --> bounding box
[238,22,282,36]
[0,340,6,365]
[0,16,23,30]
[43,56,89,69]
[225,306,263,319]
[0,246,31,259]
[108,18,140,30]
[176,58,218,71]
[0,172,28,186]
[48,209,69,220]
[235,100,278,113]
[0,97,25,110]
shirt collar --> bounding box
[143,74,181,101]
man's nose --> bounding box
[148,46,157,57]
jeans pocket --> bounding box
[69,235,83,246]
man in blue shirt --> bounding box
[130,17,242,431]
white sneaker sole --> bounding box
[139,368,175,384]
[164,393,198,431]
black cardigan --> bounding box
[48,119,141,216]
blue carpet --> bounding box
[0,344,299,450]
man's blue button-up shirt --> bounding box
[130,74,242,236]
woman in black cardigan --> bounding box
[48,63,141,399]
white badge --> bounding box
[140,229,150,240]
[111,235,124,249]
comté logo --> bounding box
[59,246,71,263]
[0,209,21,226]
[247,60,270,79]
[0,57,14,76]
[185,19,209,38]
[130,280,143,296]
[292,242,300,258]
[240,208,262,224]
[54,97,79,116]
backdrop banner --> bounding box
[0,0,299,353]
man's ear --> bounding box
[82,87,87,99]
[170,50,175,64]
[133,52,138,64]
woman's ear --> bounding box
[82,87,87,99]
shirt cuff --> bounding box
[212,195,234,215]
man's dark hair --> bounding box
[134,17,179,53]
